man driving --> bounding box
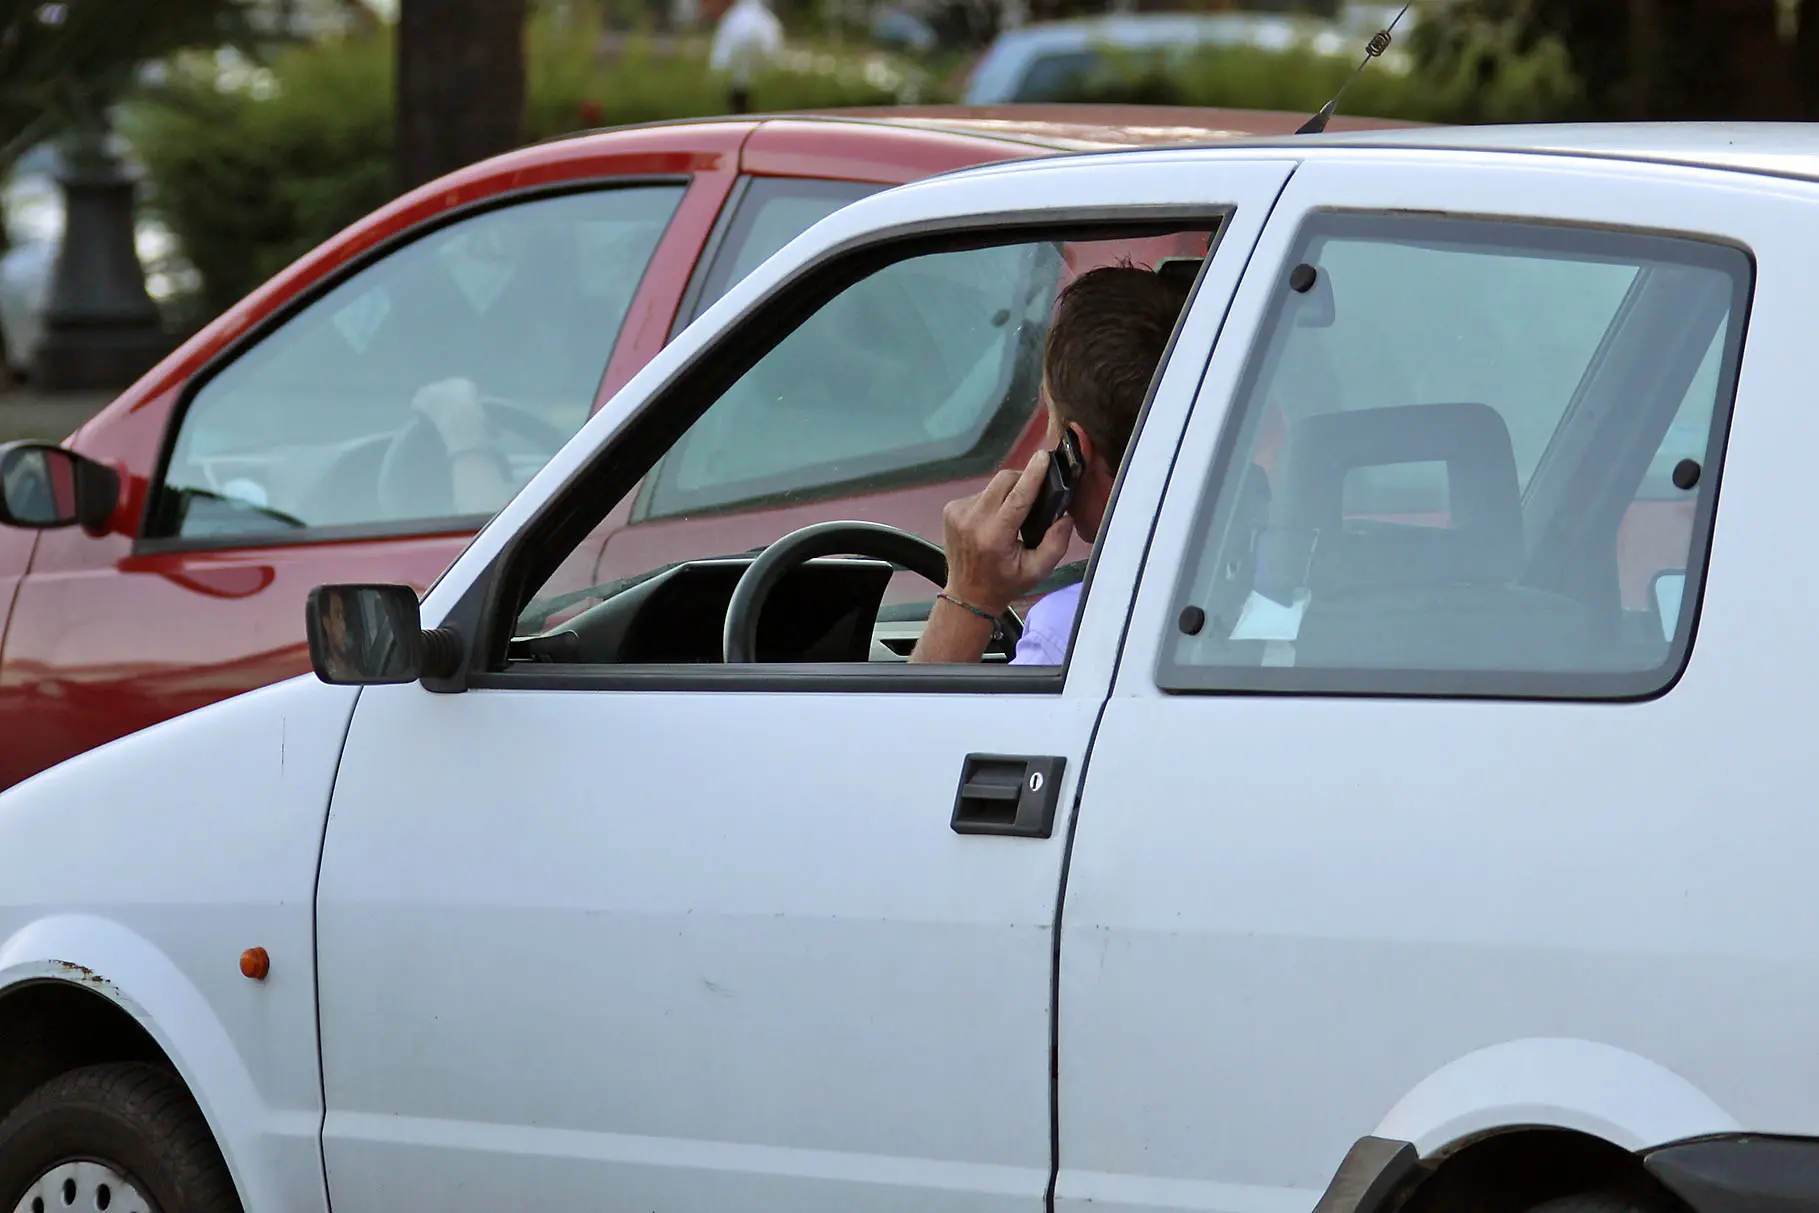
[911,264,1190,665]
[411,376,517,516]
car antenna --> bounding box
[1297,1,1413,135]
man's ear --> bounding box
[1067,422,1105,476]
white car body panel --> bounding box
[1058,151,1819,1213]
[317,689,1095,1213]
[0,676,357,1213]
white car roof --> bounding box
[1240,121,1819,182]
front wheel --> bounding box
[1525,1194,1678,1213]
[0,1063,240,1213]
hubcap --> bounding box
[11,1161,153,1213]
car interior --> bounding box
[502,233,1218,670]
[498,218,1741,680]
[1179,220,1743,682]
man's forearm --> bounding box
[909,597,999,663]
[450,448,512,516]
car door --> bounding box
[0,177,701,789]
[311,157,1295,1213]
[1057,153,1775,1213]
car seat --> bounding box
[1262,402,1594,672]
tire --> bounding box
[1526,1192,1677,1213]
[0,1062,240,1213]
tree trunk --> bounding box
[1625,0,1660,118]
[1796,0,1819,116]
[1664,0,1791,118]
[395,0,529,196]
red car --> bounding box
[0,105,1399,788]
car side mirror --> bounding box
[0,441,119,532]
[1651,569,1686,643]
[305,584,463,685]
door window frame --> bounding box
[665,174,888,343]
[135,177,692,557]
[1154,209,1754,703]
[633,174,906,523]
[425,204,1235,696]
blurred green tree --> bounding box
[1413,0,1800,120]
[0,0,248,169]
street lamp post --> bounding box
[30,121,170,394]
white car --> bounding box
[962,12,1356,104]
[0,124,1804,1213]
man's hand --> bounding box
[412,377,489,453]
[410,377,513,516]
[941,450,1073,614]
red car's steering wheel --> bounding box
[376,398,567,519]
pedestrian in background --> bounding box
[710,0,783,114]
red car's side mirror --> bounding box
[0,441,118,533]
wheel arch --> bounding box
[1319,1040,1743,1213]
[0,914,317,1213]
[1375,1039,1739,1156]
[1398,1127,1693,1213]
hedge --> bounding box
[124,14,926,319]
[124,14,1581,322]
[1072,26,1581,125]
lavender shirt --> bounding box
[1009,582,1082,666]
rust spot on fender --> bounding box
[50,960,119,995]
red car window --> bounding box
[149,183,687,543]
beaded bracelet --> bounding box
[937,591,1002,628]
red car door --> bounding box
[0,126,745,789]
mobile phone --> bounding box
[1020,428,1083,549]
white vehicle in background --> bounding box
[0,122,1811,1213]
[962,10,1358,103]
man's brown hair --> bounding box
[1042,264,1191,472]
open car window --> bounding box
[640,240,1062,521]
[1160,212,1749,700]
[491,222,1220,680]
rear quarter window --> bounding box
[1159,212,1750,701]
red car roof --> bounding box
[774,103,1426,149]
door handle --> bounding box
[951,754,1066,838]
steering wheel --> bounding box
[376,397,568,519]
[723,520,1024,664]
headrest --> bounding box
[1155,258,1203,293]
[1257,403,1525,599]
